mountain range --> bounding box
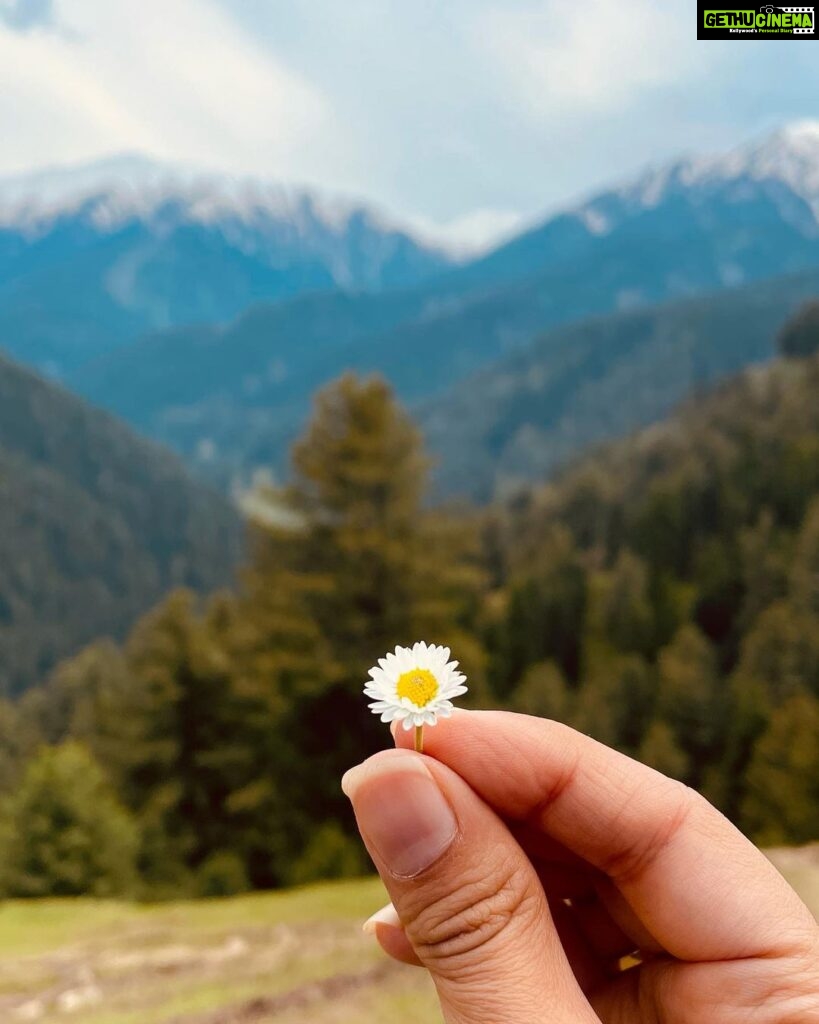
[52,121,819,491]
[0,154,451,374]
[0,353,243,695]
[2,120,819,690]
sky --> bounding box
[1,0,818,249]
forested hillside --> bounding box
[423,267,819,497]
[4,345,819,898]
[0,353,243,695]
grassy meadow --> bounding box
[0,877,440,1024]
[0,851,817,1024]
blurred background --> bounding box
[1,0,819,1020]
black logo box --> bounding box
[697,3,818,39]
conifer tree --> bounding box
[244,374,484,845]
[742,692,819,845]
[655,625,723,787]
[0,742,138,897]
[790,496,819,616]
[123,590,262,888]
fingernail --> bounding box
[363,902,401,935]
[342,754,457,877]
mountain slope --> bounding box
[421,267,819,499]
[0,352,244,695]
[435,120,819,299]
[71,276,566,482]
[0,155,451,373]
[69,122,819,484]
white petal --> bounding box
[423,710,437,726]
[446,685,468,699]
[402,716,415,731]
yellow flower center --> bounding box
[396,668,439,708]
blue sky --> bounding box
[1,0,818,247]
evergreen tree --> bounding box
[123,590,264,888]
[742,693,819,845]
[0,742,138,897]
[239,374,484,860]
[573,649,654,753]
[790,496,819,616]
[655,625,723,787]
[600,550,655,657]
[734,600,819,704]
[490,526,587,696]
[510,660,572,722]
[638,720,689,782]
[30,640,139,789]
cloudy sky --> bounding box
[1,0,818,247]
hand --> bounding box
[342,710,819,1023]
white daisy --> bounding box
[364,641,468,730]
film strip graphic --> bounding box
[779,6,815,33]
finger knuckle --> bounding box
[600,781,697,885]
[407,854,537,968]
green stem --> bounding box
[414,725,424,753]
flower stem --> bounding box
[414,725,424,753]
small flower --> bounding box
[364,641,468,730]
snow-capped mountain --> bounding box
[578,119,819,238]
[0,155,452,372]
[448,119,819,298]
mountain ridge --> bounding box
[0,155,452,373]
[421,266,819,499]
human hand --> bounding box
[342,711,819,1023]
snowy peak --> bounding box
[602,119,819,223]
[0,153,426,245]
[731,120,819,203]
[0,155,453,373]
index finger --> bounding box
[394,711,817,961]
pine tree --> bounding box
[790,496,819,616]
[238,374,485,866]
[123,590,264,888]
[601,550,655,657]
[0,742,138,897]
[510,660,572,722]
[741,692,819,845]
[490,526,587,696]
[655,625,723,787]
[638,720,689,782]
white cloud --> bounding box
[473,0,696,115]
[408,207,526,257]
[0,0,331,176]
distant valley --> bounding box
[62,122,819,493]
[3,122,819,501]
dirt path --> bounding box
[168,962,404,1024]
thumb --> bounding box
[342,749,596,1024]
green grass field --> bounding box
[0,851,816,1024]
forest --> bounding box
[1,303,818,899]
